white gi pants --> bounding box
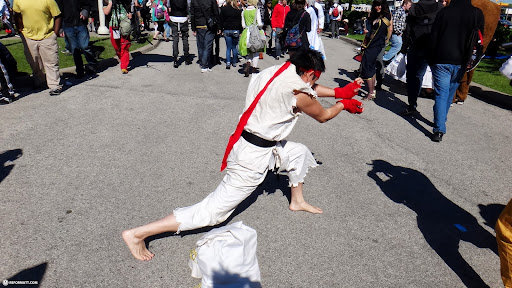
[174,138,318,232]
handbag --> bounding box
[119,16,132,36]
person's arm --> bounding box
[295,92,345,123]
[313,78,363,98]
[386,18,392,44]
[13,12,22,33]
[256,7,262,27]
[54,14,62,35]
[104,0,113,15]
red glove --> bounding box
[338,99,364,114]
[334,81,362,99]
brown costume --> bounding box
[453,0,500,103]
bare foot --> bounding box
[122,229,155,261]
[289,201,323,214]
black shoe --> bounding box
[185,58,192,65]
[174,61,179,68]
[226,64,230,70]
[431,132,444,142]
[49,87,62,96]
[0,96,12,104]
[401,106,417,116]
[276,56,280,60]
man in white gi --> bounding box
[123,49,364,261]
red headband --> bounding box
[299,67,322,79]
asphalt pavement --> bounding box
[1,33,511,288]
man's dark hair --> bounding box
[289,49,325,76]
[292,0,306,10]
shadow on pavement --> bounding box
[0,149,23,183]
[469,85,512,111]
[4,262,47,287]
[479,203,506,231]
[128,53,174,70]
[211,270,262,288]
[368,159,498,288]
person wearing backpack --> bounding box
[328,1,341,38]
[283,0,310,56]
[103,0,133,74]
[400,0,443,116]
[427,0,484,142]
[239,0,264,77]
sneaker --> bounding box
[174,61,179,68]
[207,68,212,72]
[401,106,417,116]
[49,87,62,96]
[201,68,208,73]
[121,69,128,74]
[431,132,443,142]
[276,56,280,60]
[226,63,231,69]
[0,96,12,104]
[61,49,72,55]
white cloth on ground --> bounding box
[189,221,261,288]
[385,53,434,89]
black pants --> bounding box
[171,21,190,58]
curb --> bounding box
[338,35,512,110]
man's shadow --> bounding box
[0,149,23,183]
[368,160,498,288]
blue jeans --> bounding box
[431,63,463,134]
[196,28,215,69]
[383,34,402,62]
[164,22,171,38]
[406,46,429,109]
[223,30,239,65]
[63,25,97,74]
[274,27,283,58]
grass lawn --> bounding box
[344,33,512,95]
[1,34,153,75]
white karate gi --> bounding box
[174,64,319,232]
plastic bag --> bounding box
[500,56,512,80]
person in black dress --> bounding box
[360,0,391,100]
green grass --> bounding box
[1,34,153,75]
[472,58,512,95]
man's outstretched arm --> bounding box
[295,91,363,123]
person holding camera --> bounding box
[103,0,132,74]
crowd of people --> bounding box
[5,0,512,286]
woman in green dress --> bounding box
[239,0,265,77]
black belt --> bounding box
[241,130,277,148]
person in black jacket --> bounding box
[428,0,484,142]
[190,0,219,72]
[400,0,443,116]
[283,0,310,56]
[169,0,191,67]
[220,0,242,69]
[61,0,98,78]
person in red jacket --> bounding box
[271,0,289,60]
